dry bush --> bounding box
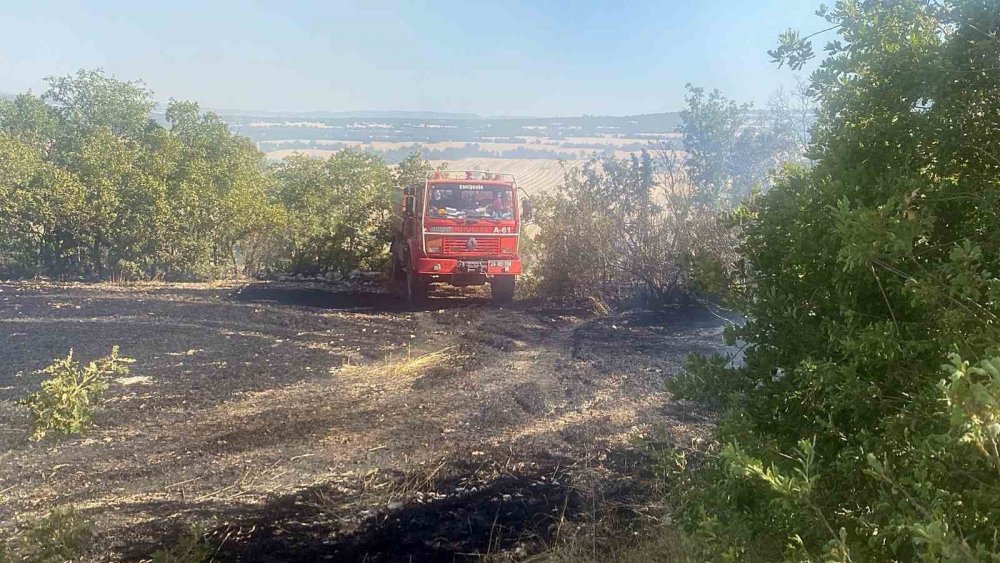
[533,150,737,306]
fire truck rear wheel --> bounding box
[490,276,516,303]
[403,268,427,306]
[391,253,403,281]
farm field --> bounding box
[427,158,577,196]
[265,144,649,161]
[261,133,687,195]
[0,280,732,560]
[263,153,581,195]
[264,141,585,157]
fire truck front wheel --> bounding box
[490,275,516,303]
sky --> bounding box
[0,0,823,117]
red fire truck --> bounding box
[391,170,530,305]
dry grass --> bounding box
[264,148,687,197]
[528,522,684,563]
[589,294,613,317]
[266,138,656,155]
[339,346,456,381]
[562,135,681,146]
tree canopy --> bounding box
[0,70,418,280]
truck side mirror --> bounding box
[521,198,534,222]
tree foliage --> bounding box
[679,84,803,205]
[669,1,1000,559]
[0,69,425,279]
[0,70,283,279]
[272,150,397,273]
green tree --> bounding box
[680,85,802,205]
[0,133,48,275]
[0,93,59,149]
[274,150,396,273]
[670,1,1000,560]
[42,69,156,152]
[0,70,285,279]
[394,151,433,188]
[680,85,748,205]
[159,99,280,277]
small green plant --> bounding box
[150,527,214,563]
[20,346,134,440]
[3,507,94,563]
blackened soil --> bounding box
[214,463,583,562]
[0,281,731,562]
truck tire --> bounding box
[403,267,427,307]
[391,246,405,281]
[490,276,516,303]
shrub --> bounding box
[20,346,133,440]
[667,1,1000,560]
[150,527,214,563]
[532,82,804,308]
[1,507,94,563]
[272,150,397,274]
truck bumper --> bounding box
[415,258,522,275]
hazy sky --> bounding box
[0,0,822,116]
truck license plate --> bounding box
[459,261,487,272]
[488,260,512,268]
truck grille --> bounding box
[442,236,500,255]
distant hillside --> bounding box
[216,109,479,119]
[227,112,683,145]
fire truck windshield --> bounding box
[427,184,514,221]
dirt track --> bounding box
[0,281,733,561]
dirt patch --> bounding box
[0,281,731,560]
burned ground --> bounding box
[0,281,733,561]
